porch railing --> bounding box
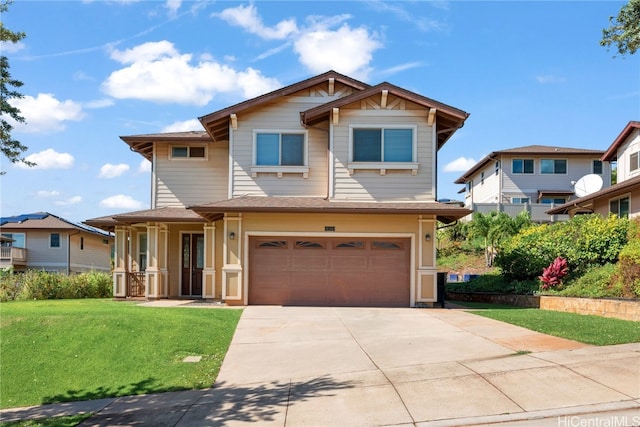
[126,272,146,297]
[0,247,27,266]
[472,203,570,223]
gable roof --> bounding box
[546,174,640,215]
[300,82,469,150]
[454,145,605,184]
[1,212,112,237]
[199,70,370,143]
[601,121,640,162]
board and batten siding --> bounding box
[154,142,229,208]
[332,110,435,201]
[230,99,329,197]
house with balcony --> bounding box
[547,121,640,219]
[0,212,113,273]
[454,145,611,222]
[85,70,471,307]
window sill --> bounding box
[251,166,309,178]
[347,162,419,176]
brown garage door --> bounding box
[249,236,410,307]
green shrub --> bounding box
[0,270,113,301]
[555,264,618,298]
[496,214,629,282]
[613,238,640,298]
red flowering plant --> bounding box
[539,256,569,290]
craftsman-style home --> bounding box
[86,71,471,307]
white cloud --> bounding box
[0,41,25,54]
[535,75,566,84]
[85,98,115,109]
[165,0,181,18]
[98,163,130,179]
[102,41,282,105]
[161,119,202,133]
[9,94,85,133]
[293,23,381,80]
[367,1,446,32]
[215,4,298,40]
[17,149,75,170]
[100,194,144,210]
[444,157,477,172]
[138,159,151,173]
[55,196,82,206]
[36,190,61,198]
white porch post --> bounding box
[159,225,168,298]
[222,214,243,302]
[203,223,216,299]
[113,226,129,298]
[145,222,160,299]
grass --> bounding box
[0,414,92,427]
[453,301,640,346]
[0,299,242,409]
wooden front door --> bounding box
[181,233,204,297]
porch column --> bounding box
[159,225,168,298]
[145,222,161,299]
[222,214,243,303]
[416,216,437,305]
[113,226,129,298]
[203,223,216,299]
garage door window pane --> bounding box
[372,241,402,249]
[296,241,324,248]
[257,241,287,248]
[335,241,364,248]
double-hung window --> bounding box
[256,133,305,166]
[592,160,603,174]
[512,159,534,174]
[540,159,567,174]
[50,233,61,248]
[630,151,640,173]
[170,145,206,159]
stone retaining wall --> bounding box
[539,296,640,322]
[446,291,640,322]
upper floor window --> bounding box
[352,127,414,162]
[495,160,500,176]
[512,197,530,203]
[255,132,305,166]
[540,197,566,204]
[630,151,640,172]
[512,159,534,174]
[540,159,567,174]
[80,237,84,250]
[480,171,485,185]
[1,233,25,248]
[592,160,603,174]
[610,196,629,218]
[170,145,206,159]
[50,233,61,248]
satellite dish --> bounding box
[573,174,603,197]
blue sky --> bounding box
[1,0,638,223]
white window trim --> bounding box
[348,124,419,175]
[168,144,208,160]
[251,130,309,178]
[540,158,568,175]
[592,159,603,175]
[50,233,61,249]
[630,150,640,173]
[609,194,631,218]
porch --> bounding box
[0,246,27,269]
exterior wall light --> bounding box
[425,233,431,241]
[229,232,236,240]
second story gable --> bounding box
[125,71,469,208]
[602,121,640,183]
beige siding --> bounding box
[592,186,640,219]
[230,99,329,197]
[154,142,229,208]
[332,109,435,201]
[466,163,500,205]
[501,155,610,202]
[20,230,68,272]
[616,129,640,183]
[68,233,112,272]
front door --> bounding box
[181,233,204,297]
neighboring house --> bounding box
[547,121,640,219]
[0,212,114,274]
[454,145,611,222]
[86,70,471,307]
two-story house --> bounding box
[547,121,640,219]
[0,212,113,274]
[454,145,611,222]
[86,70,471,307]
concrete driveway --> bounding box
[3,305,639,426]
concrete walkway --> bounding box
[2,306,639,426]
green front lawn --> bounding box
[0,300,242,409]
[454,301,640,345]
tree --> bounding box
[465,211,532,267]
[601,0,640,57]
[0,0,33,171]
